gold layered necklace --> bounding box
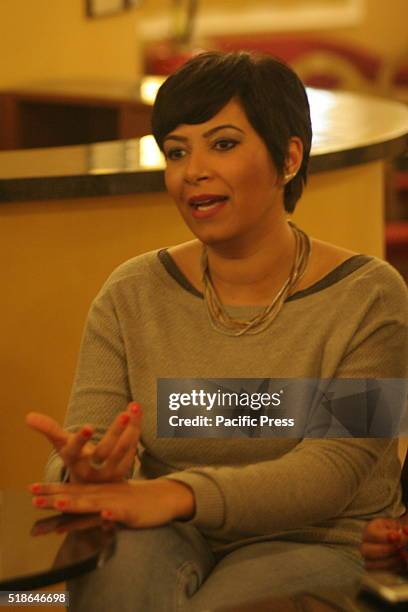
[200,221,312,336]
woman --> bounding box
[26,51,408,611]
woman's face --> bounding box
[163,98,293,247]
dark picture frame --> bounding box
[86,0,139,18]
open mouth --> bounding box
[190,196,229,211]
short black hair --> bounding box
[152,50,312,213]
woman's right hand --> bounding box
[25,402,142,484]
[360,516,408,572]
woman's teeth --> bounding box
[196,201,221,210]
[194,197,227,210]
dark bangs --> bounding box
[151,52,251,149]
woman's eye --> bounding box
[213,139,238,151]
[165,148,186,161]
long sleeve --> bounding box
[44,283,133,482]
[165,437,394,535]
[164,269,408,537]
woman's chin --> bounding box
[179,218,231,245]
[189,227,236,246]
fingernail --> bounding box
[81,426,93,438]
[55,500,68,510]
[119,413,130,426]
[101,510,114,520]
[30,483,42,494]
[388,531,401,543]
[33,497,47,507]
[402,526,408,536]
[130,402,141,415]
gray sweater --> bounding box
[45,249,408,555]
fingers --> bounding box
[29,481,126,517]
[361,519,406,556]
[58,425,94,469]
[26,412,96,477]
[114,446,139,480]
[89,412,130,466]
[91,402,142,470]
[29,480,176,530]
[108,404,142,465]
[361,517,408,573]
[27,401,143,485]
[100,506,134,526]
[362,518,403,544]
[28,482,110,496]
[25,412,68,451]
[32,495,98,514]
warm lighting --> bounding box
[307,88,338,152]
[87,141,123,174]
[86,137,164,174]
[140,76,166,105]
[139,135,165,168]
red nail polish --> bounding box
[55,500,68,510]
[402,525,408,536]
[120,413,130,426]
[130,402,141,415]
[33,497,46,507]
[30,483,42,494]
[81,426,93,438]
[102,510,114,519]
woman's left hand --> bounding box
[28,479,195,528]
[361,517,408,572]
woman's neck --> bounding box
[204,220,296,306]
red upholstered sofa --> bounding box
[144,34,383,93]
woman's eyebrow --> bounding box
[163,124,245,144]
[203,124,245,137]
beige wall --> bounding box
[0,1,405,88]
[140,0,407,63]
[334,0,407,62]
[0,0,142,88]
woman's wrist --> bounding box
[160,479,196,521]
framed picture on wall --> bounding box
[86,0,140,18]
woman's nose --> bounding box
[183,152,211,185]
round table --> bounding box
[0,490,116,591]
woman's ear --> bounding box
[283,137,303,184]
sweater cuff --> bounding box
[43,454,66,483]
[163,471,225,530]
